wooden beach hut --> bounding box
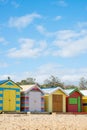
[80,90,87,112]
[21,84,44,112]
[0,79,21,112]
[65,88,83,112]
[42,87,68,113]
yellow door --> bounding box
[3,90,16,111]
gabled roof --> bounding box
[80,90,87,96]
[0,79,22,89]
[42,87,68,95]
[0,80,8,85]
[20,84,44,94]
[65,88,83,95]
[65,89,75,95]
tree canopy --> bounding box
[41,75,64,88]
[16,77,36,85]
[79,77,87,90]
[16,76,87,90]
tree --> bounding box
[64,85,78,89]
[17,77,36,85]
[41,75,64,88]
[26,78,36,84]
[79,77,87,90]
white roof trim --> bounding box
[20,84,44,94]
[42,87,68,96]
[80,90,87,96]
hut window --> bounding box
[69,98,77,104]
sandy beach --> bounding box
[0,113,87,130]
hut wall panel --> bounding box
[21,93,29,112]
[44,95,49,112]
[82,97,87,112]
[49,95,52,112]
[41,95,44,112]
[0,89,3,111]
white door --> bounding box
[29,91,41,112]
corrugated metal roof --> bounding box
[0,80,8,85]
[80,90,87,96]
[64,89,75,95]
[20,84,44,94]
[42,87,58,94]
[42,87,68,95]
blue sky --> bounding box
[0,0,87,85]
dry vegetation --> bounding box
[0,113,87,130]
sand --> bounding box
[0,113,87,130]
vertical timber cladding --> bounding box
[52,94,63,112]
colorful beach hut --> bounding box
[21,84,44,112]
[0,79,21,112]
[65,88,83,112]
[80,90,87,112]
[42,87,68,113]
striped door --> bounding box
[52,95,63,112]
[3,90,16,111]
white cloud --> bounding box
[36,25,46,34]
[8,13,41,29]
[36,66,87,85]
[19,63,63,84]
[54,16,62,21]
[7,38,47,58]
[0,74,16,81]
[36,25,87,57]
[53,29,87,57]
[36,25,56,37]
[14,63,87,85]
